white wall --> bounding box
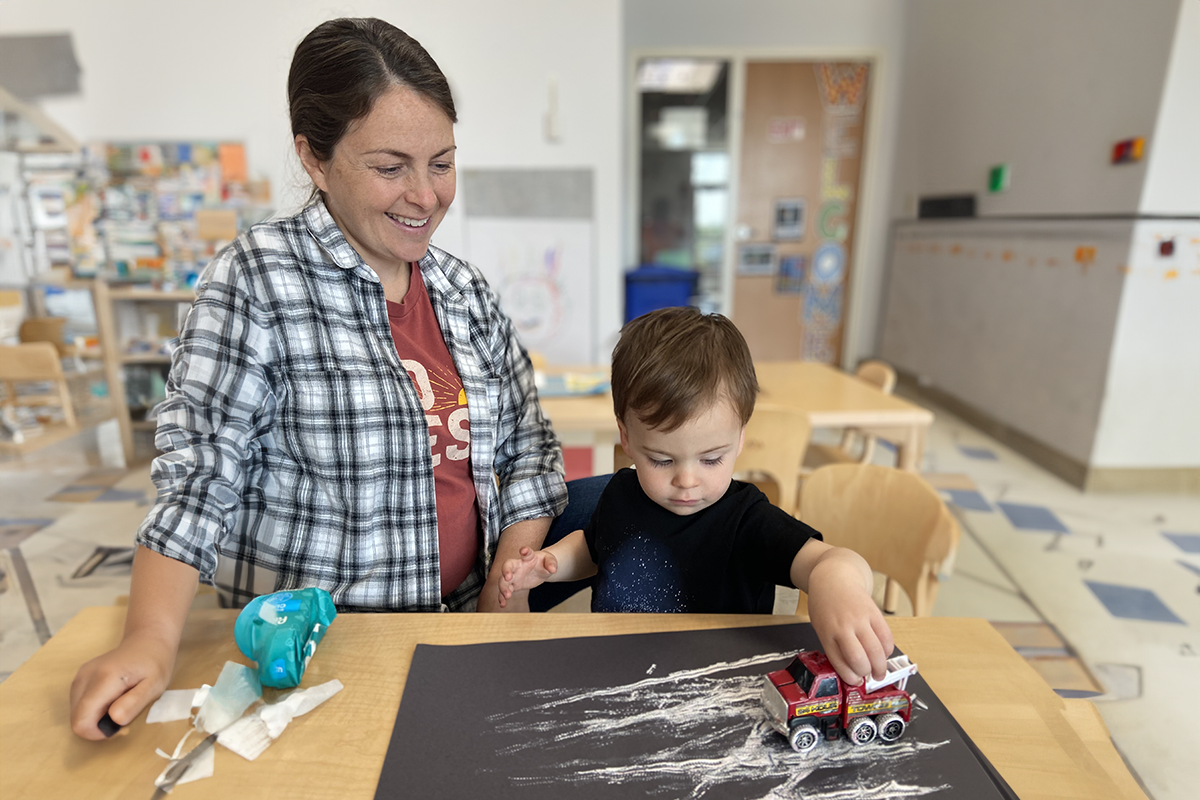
[892,0,1181,219]
[1094,1,1200,469]
[0,0,624,360]
[1140,0,1200,215]
[624,0,908,370]
[1091,222,1200,468]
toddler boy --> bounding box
[499,307,894,684]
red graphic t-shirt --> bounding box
[386,267,481,598]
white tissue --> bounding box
[154,730,216,787]
[194,662,261,734]
[146,687,209,724]
[218,679,343,761]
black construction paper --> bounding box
[375,623,1016,799]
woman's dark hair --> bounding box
[288,18,457,162]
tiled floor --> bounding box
[2,406,1197,799]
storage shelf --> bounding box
[121,354,173,365]
[106,288,196,302]
[92,280,196,464]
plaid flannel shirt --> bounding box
[136,198,567,611]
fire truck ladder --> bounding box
[863,655,918,693]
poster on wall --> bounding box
[773,197,807,241]
[464,218,593,365]
[738,243,776,276]
[777,253,807,293]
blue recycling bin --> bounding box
[624,265,700,323]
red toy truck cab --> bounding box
[762,651,919,753]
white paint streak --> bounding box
[485,650,955,798]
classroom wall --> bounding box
[0,0,624,360]
[1091,221,1200,469]
[624,0,907,370]
[890,0,1181,219]
[878,0,1198,482]
[1139,0,1200,215]
[1089,0,1200,470]
[879,219,1132,467]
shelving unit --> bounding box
[92,280,194,463]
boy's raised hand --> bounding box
[497,546,558,608]
[806,570,894,687]
[791,540,895,687]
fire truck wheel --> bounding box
[847,716,878,745]
[877,713,906,742]
[788,724,820,754]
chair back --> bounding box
[835,359,898,462]
[0,342,75,427]
[735,403,811,516]
[855,359,897,394]
[798,463,957,616]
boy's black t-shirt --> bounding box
[583,468,823,614]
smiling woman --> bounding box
[294,78,458,300]
[68,18,572,742]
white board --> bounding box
[464,217,593,365]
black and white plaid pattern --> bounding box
[137,199,566,611]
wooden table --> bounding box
[756,361,934,472]
[540,361,934,475]
[0,610,1144,800]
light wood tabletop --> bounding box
[0,609,1144,800]
[540,360,935,473]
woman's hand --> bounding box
[69,632,176,740]
[69,546,197,740]
[497,546,559,608]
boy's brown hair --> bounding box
[611,306,758,431]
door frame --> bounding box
[626,46,889,368]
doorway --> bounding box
[631,57,872,364]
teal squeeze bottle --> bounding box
[234,587,338,688]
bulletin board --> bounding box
[733,61,870,364]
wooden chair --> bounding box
[1,342,79,453]
[734,404,812,518]
[803,359,897,469]
[793,463,958,617]
[19,317,71,356]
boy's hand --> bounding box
[796,544,895,687]
[69,632,175,740]
[806,560,894,686]
[497,546,558,608]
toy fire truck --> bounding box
[762,651,923,753]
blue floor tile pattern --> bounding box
[1176,560,1200,578]
[996,502,1070,533]
[1085,581,1185,625]
[1162,532,1200,554]
[940,489,993,513]
[958,445,999,460]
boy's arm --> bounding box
[496,529,597,607]
[540,529,598,582]
[69,546,199,740]
[790,539,894,686]
[479,516,553,612]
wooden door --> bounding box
[732,61,870,363]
